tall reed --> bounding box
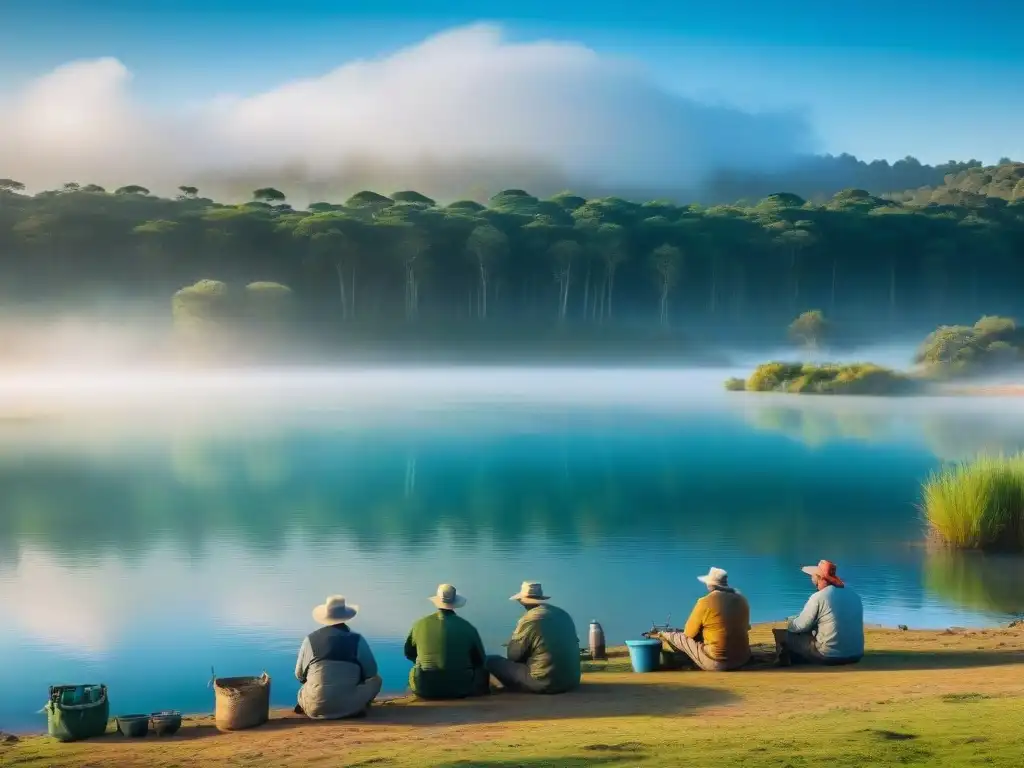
[921,454,1024,551]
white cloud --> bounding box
[0,24,816,201]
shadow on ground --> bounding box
[118,680,737,742]
[271,680,739,729]
[854,649,1024,671]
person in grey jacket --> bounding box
[774,560,864,666]
[295,595,382,719]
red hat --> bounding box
[801,559,844,588]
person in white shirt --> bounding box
[774,560,864,666]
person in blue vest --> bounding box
[294,595,382,719]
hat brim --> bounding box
[801,566,844,586]
[697,575,727,587]
[509,592,550,604]
[312,604,359,625]
[430,595,467,609]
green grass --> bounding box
[728,362,918,395]
[922,454,1024,551]
[9,695,1024,768]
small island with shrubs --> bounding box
[725,361,919,395]
[725,311,1024,396]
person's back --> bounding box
[812,584,864,659]
[518,603,581,693]
[297,619,381,719]
[687,588,751,664]
[405,610,486,699]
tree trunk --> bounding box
[790,248,799,308]
[404,263,412,320]
[659,281,669,327]
[888,261,896,319]
[606,267,616,321]
[334,262,349,320]
[830,258,837,312]
[582,263,591,320]
[709,255,718,315]
[350,265,357,319]
[479,262,488,320]
[562,259,572,320]
[732,264,746,322]
[970,265,978,314]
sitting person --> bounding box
[405,583,489,699]
[774,559,864,666]
[658,567,751,671]
[486,581,581,694]
[294,595,382,719]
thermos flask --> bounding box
[589,620,606,660]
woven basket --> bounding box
[213,673,271,732]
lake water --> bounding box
[2,367,1024,732]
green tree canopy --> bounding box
[788,310,830,351]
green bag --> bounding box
[45,685,109,742]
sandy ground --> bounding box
[4,623,1024,767]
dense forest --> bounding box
[1,162,1023,347]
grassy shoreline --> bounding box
[922,454,1024,551]
[6,623,1024,767]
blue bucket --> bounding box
[625,639,662,673]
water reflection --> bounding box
[924,550,1024,617]
[740,399,1024,461]
[1,395,1023,730]
[0,412,935,561]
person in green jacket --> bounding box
[486,581,581,694]
[404,584,489,699]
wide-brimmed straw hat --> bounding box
[801,559,845,588]
[697,567,729,589]
[312,595,359,625]
[430,583,467,610]
[509,581,550,604]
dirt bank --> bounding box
[4,623,1024,767]
[942,384,1024,396]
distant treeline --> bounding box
[1,168,1023,342]
[702,154,998,206]
[893,161,1024,206]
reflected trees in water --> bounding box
[0,418,936,566]
[924,549,1024,616]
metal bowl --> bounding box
[115,714,150,738]
[150,711,182,737]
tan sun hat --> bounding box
[697,567,729,589]
[509,581,550,604]
[311,595,358,625]
[429,583,467,610]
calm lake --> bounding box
[2,367,1024,732]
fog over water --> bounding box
[0,337,1009,418]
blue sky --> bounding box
[1,0,1022,164]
